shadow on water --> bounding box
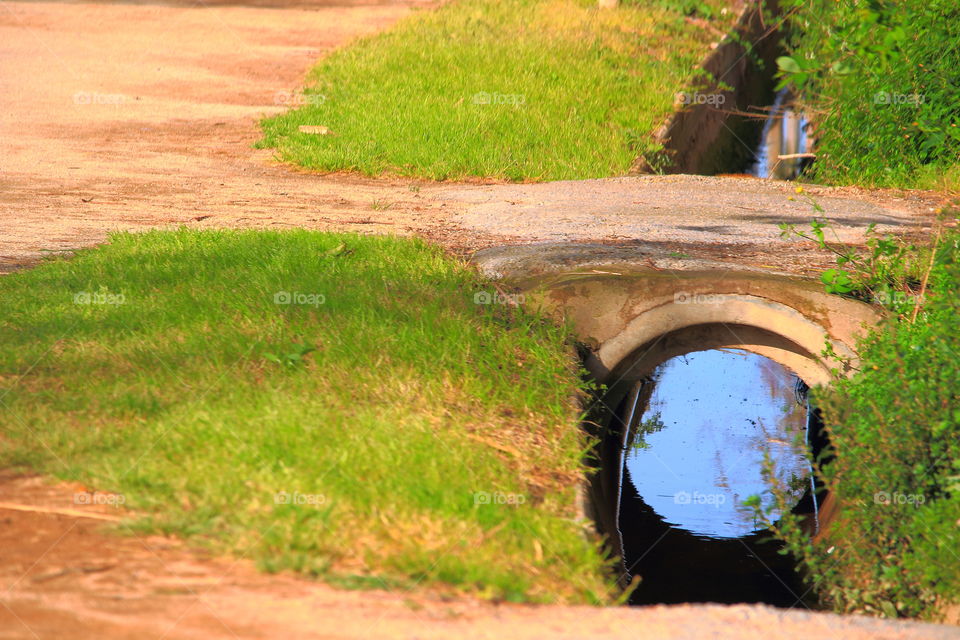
[618,466,805,606]
[587,349,826,607]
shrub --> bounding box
[767,225,960,619]
[777,0,960,190]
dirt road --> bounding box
[0,1,955,638]
[0,0,464,275]
[2,474,958,640]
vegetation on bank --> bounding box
[257,0,735,181]
[770,214,960,620]
[0,230,614,604]
[777,0,960,191]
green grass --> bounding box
[811,235,960,618]
[0,230,614,604]
[257,0,734,181]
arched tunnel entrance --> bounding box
[477,262,881,608]
[584,324,831,607]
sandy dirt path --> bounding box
[2,474,958,640]
[0,0,471,275]
[0,1,956,638]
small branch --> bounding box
[0,502,123,522]
[910,222,943,323]
[491,282,522,308]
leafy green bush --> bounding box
[777,0,960,190]
[763,225,960,619]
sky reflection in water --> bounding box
[624,349,810,538]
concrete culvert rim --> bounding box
[589,293,858,388]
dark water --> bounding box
[597,349,821,607]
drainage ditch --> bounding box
[647,0,815,180]
[590,15,822,603]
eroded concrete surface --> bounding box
[477,266,881,382]
[444,175,939,248]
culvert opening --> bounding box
[710,87,814,180]
[585,339,831,607]
[748,89,814,180]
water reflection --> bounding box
[751,89,812,180]
[624,349,809,538]
[609,348,817,606]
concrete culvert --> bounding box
[473,248,881,607]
